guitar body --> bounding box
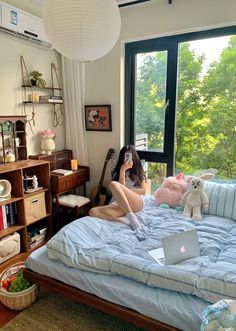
[90,148,114,207]
[90,186,107,207]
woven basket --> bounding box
[0,262,39,310]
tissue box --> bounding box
[0,232,20,264]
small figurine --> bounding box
[5,150,15,163]
[32,175,38,190]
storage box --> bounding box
[0,232,20,264]
[24,192,46,224]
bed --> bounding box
[24,181,236,331]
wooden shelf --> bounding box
[0,225,25,239]
[0,160,52,271]
[23,101,63,105]
[0,116,27,164]
[21,85,62,91]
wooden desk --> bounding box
[50,166,90,202]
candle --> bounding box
[71,159,78,170]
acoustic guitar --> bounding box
[90,148,115,207]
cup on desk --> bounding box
[71,159,78,171]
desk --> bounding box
[50,166,90,203]
[50,166,90,232]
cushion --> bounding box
[204,181,236,220]
[57,194,90,208]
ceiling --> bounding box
[117,0,172,6]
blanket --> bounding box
[47,195,236,303]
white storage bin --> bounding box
[0,232,20,264]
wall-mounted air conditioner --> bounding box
[0,1,52,49]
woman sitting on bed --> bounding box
[89,145,147,230]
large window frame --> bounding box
[125,26,236,176]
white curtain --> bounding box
[61,57,88,166]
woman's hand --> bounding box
[121,160,133,171]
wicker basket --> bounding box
[0,262,39,310]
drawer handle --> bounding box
[31,199,39,204]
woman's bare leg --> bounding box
[109,181,143,213]
[89,204,125,222]
[109,181,143,229]
[89,181,144,229]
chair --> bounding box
[54,194,91,231]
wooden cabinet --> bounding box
[50,166,90,197]
[0,116,27,164]
[0,160,52,272]
[29,149,72,171]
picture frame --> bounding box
[85,105,112,131]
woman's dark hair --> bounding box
[112,145,146,186]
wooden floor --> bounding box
[0,287,50,328]
[0,300,21,327]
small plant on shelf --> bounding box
[29,70,46,88]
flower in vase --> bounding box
[41,129,55,139]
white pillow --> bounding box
[204,181,236,220]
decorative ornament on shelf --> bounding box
[29,70,46,88]
[42,0,121,62]
[5,150,15,163]
[40,129,56,155]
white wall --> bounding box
[85,0,236,189]
[1,0,236,190]
[0,0,65,157]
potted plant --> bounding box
[29,70,46,88]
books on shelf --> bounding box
[27,225,47,248]
[0,202,18,230]
[39,95,63,103]
[51,169,73,176]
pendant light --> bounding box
[43,0,121,62]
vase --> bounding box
[41,138,55,155]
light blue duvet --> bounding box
[47,195,236,304]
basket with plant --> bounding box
[0,262,39,310]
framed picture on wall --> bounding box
[85,105,112,131]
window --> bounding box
[125,26,236,192]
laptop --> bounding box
[148,229,200,265]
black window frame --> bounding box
[125,25,236,176]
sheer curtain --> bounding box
[61,57,88,166]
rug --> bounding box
[2,292,144,331]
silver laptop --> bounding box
[162,229,200,265]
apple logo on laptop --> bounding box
[180,245,186,254]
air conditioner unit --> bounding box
[0,1,52,50]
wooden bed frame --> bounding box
[24,268,180,331]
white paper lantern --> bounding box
[43,0,121,62]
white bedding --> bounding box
[47,195,236,304]
[26,245,209,331]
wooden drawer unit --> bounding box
[29,150,72,171]
[51,166,90,196]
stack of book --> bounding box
[27,225,47,248]
[0,202,18,230]
[51,168,73,176]
[48,95,63,103]
[39,95,63,103]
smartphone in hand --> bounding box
[124,152,132,162]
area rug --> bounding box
[2,292,144,331]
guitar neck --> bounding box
[96,160,109,197]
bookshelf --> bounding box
[0,116,27,164]
[0,160,52,272]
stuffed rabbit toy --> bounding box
[180,173,215,221]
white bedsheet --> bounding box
[26,246,209,331]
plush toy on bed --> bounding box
[154,173,187,209]
[180,173,215,221]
